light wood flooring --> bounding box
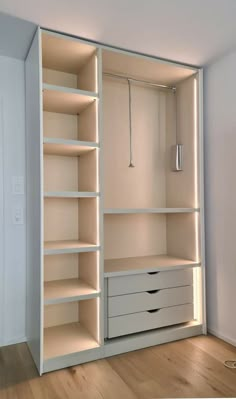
[0,335,236,398]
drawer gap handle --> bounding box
[147,272,159,275]
[147,309,160,313]
[147,290,159,294]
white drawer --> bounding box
[108,285,193,317]
[108,303,193,338]
[108,269,193,296]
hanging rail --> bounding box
[103,71,176,91]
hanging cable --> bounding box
[128,79,135,167]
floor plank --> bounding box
[0,335,235,398]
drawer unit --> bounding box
[108,269,193,296]
[108,285,193,317]
[108,303,194,338]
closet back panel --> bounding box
[43,111,78,140]
[43,104,97,142]
[104,214,167,259]
[44,254,79,281]
[103,78,168,208]
[44,299,98,339]
[44,302,79,328]
[44,151,97,192]
[44,155,79,191]
[44,252,98,288]
[44,198,79,241]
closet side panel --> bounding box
[166,76,197,208]
[25,28,43,374]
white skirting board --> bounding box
[208,328,236,347]
[104,322,203,358]
[43,323,203,374]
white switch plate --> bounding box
[12,176,24,195]
[13,207,24,225]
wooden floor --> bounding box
[0,335,236,398]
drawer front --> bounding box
[108,285,193,317]
[108,269,193,296]
[108,303,193,338]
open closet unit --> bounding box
[26,27,205,374]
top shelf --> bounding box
[43,84,98,115]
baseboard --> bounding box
[208,328,236,347]
[0,336,27,347]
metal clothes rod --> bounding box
[103,71,176,91]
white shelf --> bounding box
[104,208,200,214]
[44,278,99,305]
[44,240,100,255]
[43,137,98,156]
[104,255,200,277]
[43,83,98,115]
[44,191,99,198]
[44,322,99,360]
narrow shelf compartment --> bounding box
[104,208,200,214]
[42,31,97,93]
[43,137,98,156]
[43,84,98,115]
[44,298,99,359]
[44,323,99,360]
[44,278,99,304]
[104,255,200,277]
[44,240,99,255]
[44,191,99,198]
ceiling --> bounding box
[1,0,236,65]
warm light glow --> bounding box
[95,52,101,345]
[95,52,98,94]
[96,297,101,344]
[193,77,201,321]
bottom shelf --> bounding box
[44,323,99,360]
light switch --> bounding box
[13,207,24,225]
[12,176,24,195]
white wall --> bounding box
[0,55,26,346]
[205,51,236,346]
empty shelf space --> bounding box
[43,137,98,156]
[44,322,99,360]
[104,208,200,214]
[42,31,97,93]
[43,84,97,115]
[104,255,200,277]
[44,240,100,255]
[44,191,99,198]
[44,278,99,304]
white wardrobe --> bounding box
[26,28,206,374]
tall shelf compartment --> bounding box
[26,28,205,374]
[26,29,102,374]
[102,49,204,342]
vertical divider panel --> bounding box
[197,69,207,332]
[25,27,43,375]
[97,48,104,345]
